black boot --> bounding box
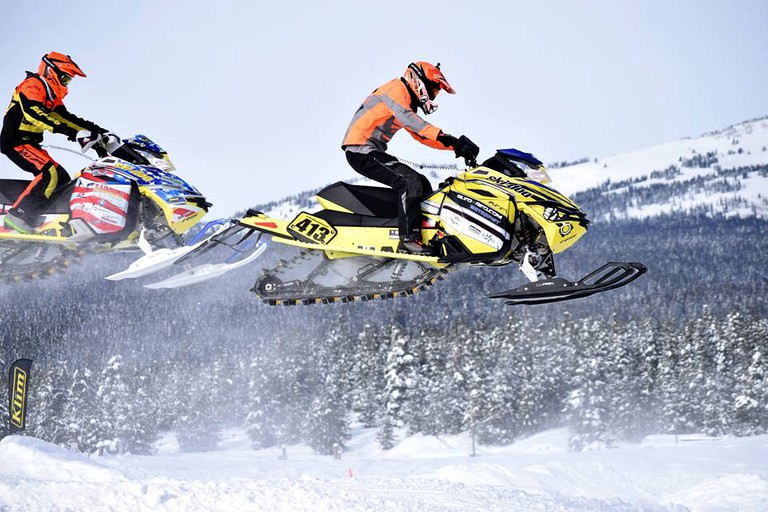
[398,239,431,255]
[3,207,38,234]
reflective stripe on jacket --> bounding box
[341,78,451,153]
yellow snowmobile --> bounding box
[117,148,644,303]
[232,148,646,305]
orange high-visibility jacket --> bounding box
[342,78,452,153]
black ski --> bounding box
[488,262,647,305]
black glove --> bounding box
[437,131,458,148]
[454,135,480,160]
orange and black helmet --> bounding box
[404,62,455,99]
[403,61,455,115]
[38,52,86,87]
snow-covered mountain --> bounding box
[553,116,768,220]
[258,116,768,222]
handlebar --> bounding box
[93,134,150,166]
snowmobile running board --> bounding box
[488,262,647,305]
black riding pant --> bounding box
[2,143,70,213]
[345,150,432,241]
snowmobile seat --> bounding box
[317,182,398,218]
[314,209,399,228]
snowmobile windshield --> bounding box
[487,149,552,183]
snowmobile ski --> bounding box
[106,220,234,281]
[106,229,210,281]
[107,220,267,287]
[144,241,266,289]
[488,262,647,305]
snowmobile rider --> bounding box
[341,61,480,254]
[1,52,111,234]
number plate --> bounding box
[287,212,338,244]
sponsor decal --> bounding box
[72,181,130,211]
[9,359,32,433]
[487,200,506,211]
[88,168,116,179]
[442,205,503,250]
[544,207,559,221]
[172,207,198,223]
[99,212,121,225]
[475,227,502,249]
[10,368,27,428]
[455,193,504,222]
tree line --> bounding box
[2,307,765,455]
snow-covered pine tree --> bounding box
[657,327,695,435]
[348,324,385,428]
[173,362,221,453]
[60,367,103,452]
[405,327,447,436]
[604,318,662,440]
[377,326,417,448]
[96,355,158,455]
[305,373,349,455]
[304,323,351,455]
[729,313,768,435]
[565,319,613,451]
[245,353,281,449]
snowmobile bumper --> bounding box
[488,261,647,305]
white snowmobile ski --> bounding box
[106,220,232,281]
[144,240,266,289]
[106,219,267,287]
[105,224,229,281]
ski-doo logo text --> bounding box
[10,367,27,428]
[485,176,534,197]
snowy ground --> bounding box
[1,427,767,512]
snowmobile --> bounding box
[0,134,211,282]
[131,147,643,304]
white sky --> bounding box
[2,0,766,218]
